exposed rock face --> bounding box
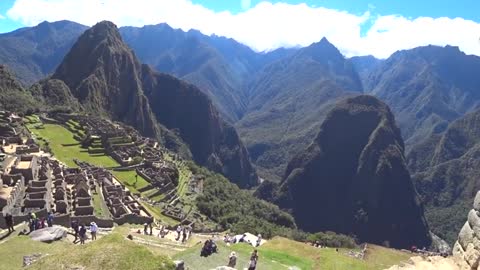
[453,191,480,270]
[276,95,431,248]
[42,21,257,187]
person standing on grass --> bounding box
[79,224,87,245]
[90,222,98,241]
[228,251,237,268]
[176,225,182,241]
[248,250,259,270]
[181,227,188,243]
[71,219,79,243]
[4,212,14,233]
[47,212,54,227]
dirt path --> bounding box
[386,256,464,270]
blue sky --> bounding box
[1,0,479,33]
[1,0,479,57]
[194,0,480,20]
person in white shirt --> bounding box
[90,221,98,240]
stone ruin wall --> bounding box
[453,191,480,269]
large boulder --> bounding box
[29,226,67,243]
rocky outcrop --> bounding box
[41,21,257,187]
[274,95,431,248]
[29,226,67,242]
[453,191,480,269]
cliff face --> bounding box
[42,21,256,187]
[277,95,431,248]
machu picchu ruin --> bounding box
[1,112,209,233]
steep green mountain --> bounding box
[408,109,480,243]
[236,38,363,180]
[268,95,431,248]
[364,45,480,150]
[0,20,87,85]
[38,21,257,187]
[0,65,37,113]
[120,24,293,122]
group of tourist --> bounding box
[223,233,263,247]
[175,225,191,243]
[200,238,218,257]
[28,212,54,232]
[71,220,98,244]
[225,249,259,270]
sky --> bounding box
[0,0,479,58]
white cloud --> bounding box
[241,0,251,10]
[6,0,480,58]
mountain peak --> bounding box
[278,95,431,248]
[87,21,122,43]
[302,37,344,61]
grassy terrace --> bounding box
[26,121,180,224]
[0,230,174,270]
[28,124,118,168]
[173,236,411,270]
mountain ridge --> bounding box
[38,21,258,187]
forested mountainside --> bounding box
[257,95,431,248]
[408,109,480,243]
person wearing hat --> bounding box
[90,221,98,241]
[228,251,237,268]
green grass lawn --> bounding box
[92,186,111,218]
[174,241,309,270]
[0,232,174,270]
[28,124,118,168]
[261,237,412,270]
[112,170,150,194]
[141,203,179,226]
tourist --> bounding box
[228,251,237,268]
[143,223,148,235]
[47,212,54,227]
[79,224,87,245]
[224,233,230,244]
[149,222,153,236]
[90,222,98,241]
[256,234,262,247]
[29,212,37,232]
[71,219,79,243]
[248,250,258,270]
[4,212,14,233]
[239,233,247,243]
[181,227,188,243]
[176,225,182,241]
[40,217,45,229]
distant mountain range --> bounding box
[2,20,480,245]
